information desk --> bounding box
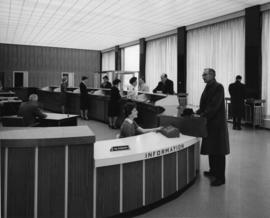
[0,127,200,218]
[94,132,200,218]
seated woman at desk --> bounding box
[119,102,161,138]
[127,77,138,99]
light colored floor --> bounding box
[1,119,270,218]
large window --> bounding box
[145,35,177,93]
[262,10,270,118]
[186,18,245,108]
[123,45,139,71]
[102,50,115,71]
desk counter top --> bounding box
[0,125,95,147]
[44,112,78,120]
[94,132,198,167]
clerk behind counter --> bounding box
[153,73,174,94]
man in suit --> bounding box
[153,73,174,94]
[196,68,230,186]
[229,75,246,130]
[18,94,47,126]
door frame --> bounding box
[13,71,28,87]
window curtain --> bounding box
[124,45,139,71]
[262,10,270,118]
[145,35,177,93]
[102,50,115,71]
[186,18,245,108]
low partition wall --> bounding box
[0,126,95,218]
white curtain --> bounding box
[186,18,245,108]
[145,35,177,93]
[102,50,115,71]
[124,45,139,71]
[262,10,270,118]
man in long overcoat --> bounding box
[229,75,245,130]
[197,68,230,186]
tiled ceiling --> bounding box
[0,0,269,50]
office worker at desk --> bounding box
[119,102,161,138]
[80,76,88,120]
[138,78,149,92]
[153,73,174,94]
[127,76,138,99]
[101,75,112,89]
[18,94,47,126]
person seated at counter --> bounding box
[108,79,121,129]
[127,77,138,99]
[101,75,112,89]
[119,102,161,138]
[18,94,47,126]
[153,73,174,95]
[138,78,149,92]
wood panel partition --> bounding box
[0,126,95,218]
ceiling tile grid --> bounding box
[0,0,269,50]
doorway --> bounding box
[13,71,28,88]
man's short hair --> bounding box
[29,94,38,101]
[161,73,167,78]
[236,75,242,80]
[103,75,109,80]
[205,68,216,77]
[82,76,88,81]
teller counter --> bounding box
[0,126,200,218]
[37,87,168,128]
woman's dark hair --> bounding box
[124,102,137,117]
[113,79,121,85]
[103,75,109,80]
[129,77,137,85]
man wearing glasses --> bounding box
[196,68,230,186]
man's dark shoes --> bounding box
[211,178,225,186]
[203,171,214,177]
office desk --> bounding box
[0,91,15,97]
[40,112,79,126]
[0,99,22,116]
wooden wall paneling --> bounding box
[38,146,65,218]
[163,152,177,197]
[178,148,188,190]
[7,147,35,218]
[96,165,120,218]
[188,145,195,181]
[123,161,143,212]
[68,144,94,218]
[145,157,162,205]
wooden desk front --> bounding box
[0,126,95,218]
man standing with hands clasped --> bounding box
[196,68,230,186]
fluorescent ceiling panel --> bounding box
[0,0,269,50]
